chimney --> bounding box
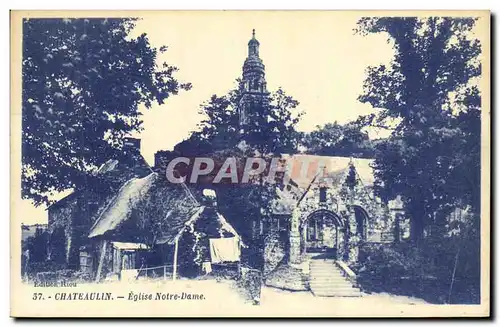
[123,137,141,152]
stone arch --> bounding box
[301,209,345,229]
[299,209,345,258]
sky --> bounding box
[20,12,397,224]
[129,12,395,165]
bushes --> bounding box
[23,261,67,280]
[355,243,440,302]
[239,267,262,304]
[263,231,286,277]
[27,265,93,284]
[355,235,480,304]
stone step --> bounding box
[310,276,347,281]
[310,282,354,287]
[311,290,361,297]
[310,277,349,281]
[310,284,357,290]
[310,271,345,276]
[310,279,350,284]
[309,262,339,266]
[308,259,360,297]
[311,280,348,284]
[311,289,358,295]
[313,292,363,297]
[310,271,344,275]
[309,265,341,270]
[311,286,361,292]
[310,268,341,272]
[310,283,353,288]
[310,280,351,285]
[309,266,341,269]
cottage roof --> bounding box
[88,173,159,238]
[88,172,240,245]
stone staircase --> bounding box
[309,259,362,297]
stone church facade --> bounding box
[276,155,403,264]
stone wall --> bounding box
[48,196,78,266]
[288,163,395,264]
[48,189,114,269]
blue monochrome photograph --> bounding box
[10,10,490,318]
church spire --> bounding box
[242,29,266,93]
[238,30,269,133]
[248,28,260,57]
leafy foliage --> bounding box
[176,80,303,155]
[355,17,481,241]
[356,220,480,304]
[22,18,191,205]
[22,230,49,262]
[173,81,303,268]
[301,122,377,158]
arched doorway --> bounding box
[301,209,344,259]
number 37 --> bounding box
[32,293,43,300]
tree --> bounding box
[176,80,303,156]
[301,122,377,158]
[355,17,481,241]
[174,81,303,269]
[214,180,277,269]
[22,18,191,205]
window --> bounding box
[319,187,327,203]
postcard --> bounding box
[10,10,490,317]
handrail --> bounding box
[335,260,357,285]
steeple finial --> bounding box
[252,29,255,38]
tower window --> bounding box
[319,187,327,203]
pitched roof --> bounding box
[88,172,160,238]
[88,173,239,245]
[272,155,375,215]
[281,154,375,189]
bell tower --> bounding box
[238,29,269,132]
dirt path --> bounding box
[260,286,428,305]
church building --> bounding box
[234,30,405,269]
